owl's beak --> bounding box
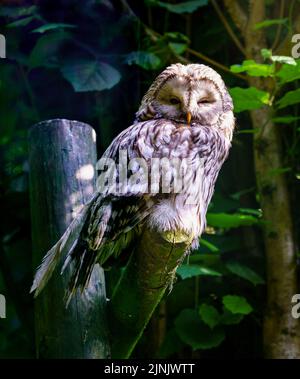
[186,111,192,126]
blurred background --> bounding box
[0,0,299,358]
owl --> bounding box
[31,63,235,301]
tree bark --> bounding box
[28,119,110,358]
[223,0,300,358]
[109,228,192,358]
[250,107,300,358]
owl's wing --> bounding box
[60,121,170,298]
[31,121,155,298]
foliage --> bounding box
[222,295,253,315]
[146,0,208,14]
[229,87,270,112]
[254,18,288,30]
[125,51,162,70]
[60,60,121,92]
[175,309,225,349]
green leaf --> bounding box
[231,187,256,200]
[225,261,265,285]
[125,51,161,70]
[0,5,37,18]
[222,295,253,315]
[61,60,121,92]
[31,23,76,33]
[261,48,272,59]
[276,59,300,83]
[206,212,258,229]
[230,60,274,77]
[7,16,35,28]
[28,31,72,68]
[220,308,245,325]
[199,304,221,329]
[168,42,187,55]
[271,55,296,65]
[199,238,219,253]
[272,116,300,124]
[164,32,190,43]
[238,208,262,217]
[254,18,288,30]
[276,88,300,109]
[177,264,222,280]
[175,309,225,349]
[229,87,270,113]
[267,167,291,177]
[150,0,208,14]
[201,236,242,254]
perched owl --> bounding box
[31,63,235,301]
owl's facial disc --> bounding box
[153,76,223,126]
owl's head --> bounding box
[136,63,235,139]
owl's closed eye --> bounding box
[136,64,231,129]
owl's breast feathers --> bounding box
[101,119,231,239]
[107,118,231,162]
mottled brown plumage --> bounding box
[31,63,235,302]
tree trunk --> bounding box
[250,107,300,358]
[224,0,300,358]
[28,119,110,358]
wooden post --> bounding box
[28,119,110,359]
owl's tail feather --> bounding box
[61,200,113,305]
[30,194,98,298]
[60,238,98,306]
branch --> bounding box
[109,228,192,358]
[119,0,246,80]
[271,0,285,52]
[145,27,247,81]
[186,46,247,80]
[211,0,246,55]
[223,0,248,35]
